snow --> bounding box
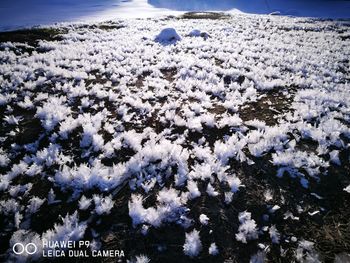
[208,243,219,256]
[187,180,201,200]
[3,115,22,125]
[155,28,182,43]
[9,230,42,262]
[206,183,219,197]
[26,197,45,214]
[183,229,202,257]
[269,225,281,244]
[189,29,202,37]
[295,240,321,263]
[42,212,87,245]
[329,150,341,165]
[236,211,259,243]
[79,195,92,210]
[264,190,273,202]
[47,189,61,205]
[134,255,151,263]
[224,192,234,204]
[128,195,148,226]
[128,191,187,228]
[0,199,20,216]
[199,214,209,225]
[227,176,243,193]
[250,251,266,263]
[9,212,86,262]
[36,97,71,131]
[93,195,115,215]
[273,150,329,187]
[1,0,350,31]
[188,29,210,39]
[0,148,10,167]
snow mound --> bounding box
[188,29,210,39]
[155,28,181,43]
[189,29,201,37]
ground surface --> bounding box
[0,13,350,263]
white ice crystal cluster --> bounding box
[183,229,202,257]
[129,186,189,228]
[8,212,86,262]
[236,211,258,243]
[295,240,321,263]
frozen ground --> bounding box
[1,0,350,31]
[0,12,350,263]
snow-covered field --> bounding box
[0,12,350,263]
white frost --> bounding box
[183,229,202,257]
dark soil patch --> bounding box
[340,35,350,41]
[214,58,224,66]
[86,70,110,86]
[295,138,319,153]
[221,75,246,87]
[135,71,152,89]
[76,21,125,31]
[208,104,227,115]
[181,12,230,20]
[0,28,66,47]
[96,24,125,31]
[240,87,296,126]
[160,68,177,83]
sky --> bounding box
[0,0,349,31]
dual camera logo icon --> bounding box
[13,243,37,255]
